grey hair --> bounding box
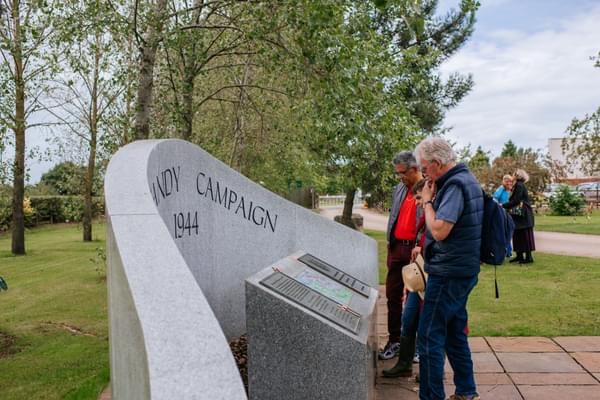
[414,137,456,165]
[514,168,530,183]
[392,151,418,168]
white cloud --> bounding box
[438,0,511,14]
[440,4,600,156]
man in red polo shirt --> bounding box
[380,151,423,360]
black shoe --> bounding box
[382,336,416,378]
[509,257,522,263]
[520,252,534,264]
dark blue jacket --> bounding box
[424,163,483,277]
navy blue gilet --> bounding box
[424,163,483,278]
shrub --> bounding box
[0,197,10,231]
[0,197,36,230]
[0,196,105,231]
[549,185,586,216]
[23,197,36,227]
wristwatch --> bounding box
[424,200,434,207]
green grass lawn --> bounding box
[534,209,600,235]
[365,229,600,337]
[1,224,600,398]
[0,223,109,400]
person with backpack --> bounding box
[415,137,482,400]
[502,169,535,264]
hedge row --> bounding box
[0,196,105,231]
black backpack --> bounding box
[480,190,514,297]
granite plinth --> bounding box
[246,255,378,400]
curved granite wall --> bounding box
[105,139,378,399]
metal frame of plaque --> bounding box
[260,271,361,333]
[298,253,371,298]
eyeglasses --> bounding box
[395,169,409,178]
[420,160,436,174]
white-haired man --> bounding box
[415,137,483,400]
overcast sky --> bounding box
[20,0,600,182]
[438,0,600,157]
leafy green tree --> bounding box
[0,133,10,185]
[154,0,260,141]
[562,107,600,176]
[490,148,550,194]
[287,0,479,225]
[0,0,59,254]
[47,0,129,241]
[501,139,518,158]
[549,185,586,216]
[39,161,83,196]
[562,51,600,177]
[468,146,490,173]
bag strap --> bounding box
[494,265,499,299]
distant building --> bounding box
[547,137,590,181]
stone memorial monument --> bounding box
[246,251,378,400]
[105,139,378,399]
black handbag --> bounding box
[509,202,525,217]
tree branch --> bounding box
[197,84,289,108]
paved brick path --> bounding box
[375,285,600,400]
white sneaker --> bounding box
[378,341,400,360]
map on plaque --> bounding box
[295,269,353,306]
[257,253,374,334]
[260,271,361,333]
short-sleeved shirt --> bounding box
[394,190,417,240]
[435,184,464,224]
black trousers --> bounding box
[386,243,412,342]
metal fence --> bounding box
[317,195,364,208]
[582,188,600,206]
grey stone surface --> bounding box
[246,254,378,400]
[105,140,378,399]
[146,140,378,338]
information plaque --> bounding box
[260,271,361,333]
[298,253,371,298]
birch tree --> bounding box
[132,0,168,140]
[47,0,129,241]
[0,0,59,254]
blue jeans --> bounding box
[417,274,478,400]
[401,291,421,338]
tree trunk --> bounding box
[179,0,208,141]
[229,58,251,172]
[83,140,96,241]
[133,0,168,140]
[11,0,25,255]
[83,34,100,242]
[180,72,194,141]
[340,188,357,230]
